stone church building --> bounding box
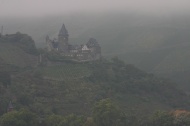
[46,24,101,61]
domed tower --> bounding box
[58,24,69,52]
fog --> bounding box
[1,0,190,92]
[0,0,190,17]
[1,0,190,120]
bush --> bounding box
[0,109,38,126]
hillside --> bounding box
[0,33,39,67]
[1,57,190,117]
[1,14,190,116]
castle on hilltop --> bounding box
[46,24,101,61]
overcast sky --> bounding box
[0,0,190,17]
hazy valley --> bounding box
[1,12,190,126]
[2,13,190,91]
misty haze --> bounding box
[1,0,190,126]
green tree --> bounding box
[45,114,86,126]
[83,118,96,126]
[45,114,63,126]
[149,111,174,126]
[58,114,86,126]
[0,109,38,126]
[93,99,127,126]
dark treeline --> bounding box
[1,99,190,126]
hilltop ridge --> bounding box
[0,32,39,67]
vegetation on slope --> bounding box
[0,57,189,117]
[0,33,39,67]
[0,32,189,125]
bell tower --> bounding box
[58,24,69,52]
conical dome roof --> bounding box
[59,24,69,37]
